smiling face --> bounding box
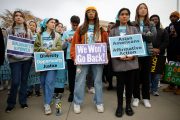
[119,9,130,25]
[14,12,25,25]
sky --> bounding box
[0,0,179,29]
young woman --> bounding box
[27,20,41,97]
[132,3,157,108]
[109,8,139,117]
[34,18,62,115]
[5,10,33,112]
[70,6,108,114]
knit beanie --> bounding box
[85,6,97,12]
[170,11,180,19]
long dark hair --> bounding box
[113,8,132,28]
[40,18,55,40]
[135,3,150,26]
[80,10,100,39]
[12,10,28,38]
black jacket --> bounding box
[0,28,5,65]
[167,20,180,61]
[152,28,169,55]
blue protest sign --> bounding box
[75,43,108,65]
[109,34,145,58]
[34,51,65,72]
[7,35,34,56]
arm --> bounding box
[51,36,62,51]
[159,29,169,53]
[34,34,47,52]
[70,28,81,61]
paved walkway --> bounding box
[0,84,180,120]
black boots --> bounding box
[125,105,134,116]
[115,107,123,117]
[115,105,134,117]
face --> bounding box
[138,4,148,17]
[14,12,25,24]
[150,16,159,26]
[71,22,79,31]
[170,15,179,23]
[87,10,96,20]
[29,22,36,32]
[119,10,129,25]
[46,19,55,30]
[55,23,63,33]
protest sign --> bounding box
[34,51,65,72]
[75,43,108,65]
[7,35,34,56]
[109,34,145,58]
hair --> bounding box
[80,9,100,38]
[135,3,150,26]
[40,18,55,39]
[29,20,37,33]
[70,15,80,24]
[54,19,60,25]
[150,14,160,29]
[12,10,28,38]
[55,22,63,28]
[113,8,132,28]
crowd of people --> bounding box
[0,3,180,118]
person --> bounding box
[150,14,169,96]
[34,18,62,115]
[103,22,115,90]
[132,3,157,108]
[0,28,5,90]
[70,6,108,113]
[0,28,5,67]
[109,8,139,117]
[163,11,180,95]
[62,15,80,102]
[27,20,41,97]
[5,10,33,112]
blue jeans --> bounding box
[74,64,103,105]
[7,60,32,107]
[40,70,57,104]
[151,74,161,92]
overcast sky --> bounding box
[0,0,179,29]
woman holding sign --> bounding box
[109,8,139,117]
[132,3,157,108]
[70,6,108,114]
[5,10,33,112]
[34,18,62,115]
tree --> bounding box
[0,9,41,28]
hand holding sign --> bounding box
[45,49,51,56]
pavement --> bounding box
[0,83,180,120]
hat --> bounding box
[85,6,97,12]
[170,11,180,19]
[40,18,50,28]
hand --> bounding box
[45,49,51,56]
[119,56,134,61]
[67,37,72,42]
[153,48,160,55]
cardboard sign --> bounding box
[75,43,108,65]
[34,51,65,72]
[7,35,34,56]
[109,34,145,58]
